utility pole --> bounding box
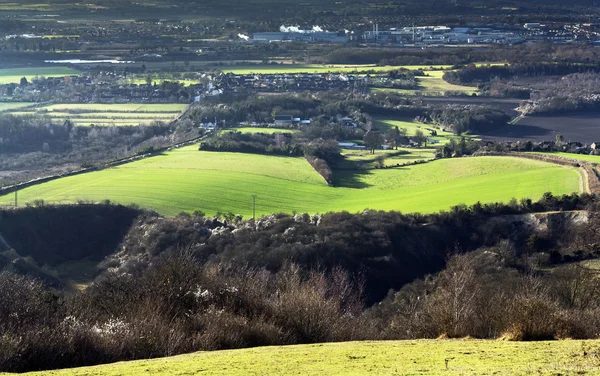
[252,194,257,222]
[14,191,17,207]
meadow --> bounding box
[338,148,436,169]
[0,146,580,217]
[372,119,465,145]
[12,339,600,376]
[372,70,478,96]
[535,152,600,164]
[3,103,188,126]
[224,127,299,134]
[0,67,80,84]
[0,102,34,112]
[218,64,453,75]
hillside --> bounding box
[11,340,599,376]
[0,146,581,217]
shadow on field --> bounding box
[331,169,373,189]
[480,124,551,140]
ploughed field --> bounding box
[11,339,600,376]
[481,113,600,143]
[3,103,188,127]
[0,145,580,217]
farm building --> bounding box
[274,115,294,125]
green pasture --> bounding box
[338,148,436,169]
[0,147,580,217]
[39,104,187,113]
[0,102,34,112]
[535,152,600,164]
[19,112,178,120]
[0,67,80,84]
[373,70,478,96]
[219,64,452,75]
[373,119,453,136]
[225,127,299,134]
[6,103,187,127]
[373,119,462,145]
[14,339,600,376]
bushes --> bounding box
[373,249,600,342]
[0,255,368,372]
[199,131,303,156]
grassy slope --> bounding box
[536,152,600,164]
[0,67,80,84]
[14,340,600,376]
[0,146,580,217]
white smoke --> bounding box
[279,25,326,33]
[238,33,250,41]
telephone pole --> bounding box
[252,194,257,222]
[14,191,17,207]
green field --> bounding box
[373,70,478,96]
[40,104,187,112]
[535,152,600,164]
[225,127,299,134]
[372,119,464,145]
[339,148,436,169]
[219,64,452,75]
[0,67,80,84]
[12,339,600,376]
[0,102,34,112]
[4,103,188,127]
[0,147,580,217]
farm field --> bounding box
[0,67,80,84]
[0,147,580,217]
[218,64,453,75]
[4,103,188,127]
[13,339,600,376]
[372,70,478,96]
[372,119,464,145]
[225,127,299,134]
[482,113,600,143]
[338,148,436,169]
[534,152,600,163]
[0,102,34,112]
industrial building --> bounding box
[252,31,349,43]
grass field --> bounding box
[535,152,600,164]
[373,70,478,96]
[4,103,188,127]
[225,127,299,134]
[339,148,436,169]
[218,64,453,75]
[12,339,600,376]
[0,102,34,112]
[0,147,580,217]
[0,67,80,84]
[372,119,464,145]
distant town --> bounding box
[249,22,600,46]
